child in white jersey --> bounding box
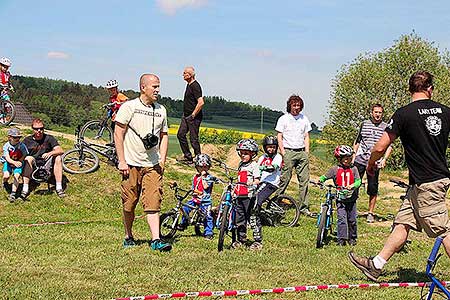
[233,138,260,250]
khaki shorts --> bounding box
[121,165,163,213]
[394,178,450,238]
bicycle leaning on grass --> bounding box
[0,87,15,126]
[159,181,215,239]
[62,125,117,174]
[390,178,450,300]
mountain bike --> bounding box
[62,125,117,174]
[79,103,114,145]
[0,87,15,126]
[159,182,214,239]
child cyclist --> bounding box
[179,153,215,239]
[0,57,13,91]
[319,145,362,246]
[105,79,128,130]
[2,128,28,203]
[250,135,283,250]
[234,138,260,249]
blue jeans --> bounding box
[182,200,214,236]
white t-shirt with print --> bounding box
[275,113,312,149]
[115,98,168,167]
[257,153,283,187]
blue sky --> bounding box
[2,0,450,126]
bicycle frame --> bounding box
[75,126,116,161]
[425,237,450,299]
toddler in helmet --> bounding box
[233,138,261,250]
[319,145,362,246]
[179,153,215,239]
[0,57,13,92]
[249,135,283,250]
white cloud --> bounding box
[156,0,208,15]
[47,51,70,59]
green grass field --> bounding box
[0,131,449,300]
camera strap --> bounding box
[127,100,156,141]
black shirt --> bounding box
[183,80,203,120]
[23,134,59,160]
[385,99,450,185]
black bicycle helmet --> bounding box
[262,135,278,155]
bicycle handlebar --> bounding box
[309,180,354,191]
[389,179,409,189]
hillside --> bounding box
[11,75,298,133]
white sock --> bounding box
[56,182,63,190]
[373,255,387,270]
[22,184,29,193]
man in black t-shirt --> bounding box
[21,118,66,198]
[349,71,450,282]
[176,66,204,164]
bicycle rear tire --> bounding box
[316,204,329,248]
[62,148,100,174]
[271,194,300,227]
[160,212,179,240]
[218,204,230,252]
[0,100,15,126]
[80,120,113,145]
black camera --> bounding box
[142,133,159,150]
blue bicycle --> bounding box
[311,181,338,248]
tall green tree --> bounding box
[323,33,450,168]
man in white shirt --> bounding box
[275,94,314,217]
[114,74,171,252]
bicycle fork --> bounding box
[426,237,450,299]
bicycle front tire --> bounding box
[62,148,100,174]
[217,204,230,252]
[0,100,15,126]
[316,204,329,248]
[273,194,300,227]
[160,212,179,240]
[80,120,113,145]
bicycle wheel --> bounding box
[0,100,15,126]
[80,120,113,145]
[269,194,300,227]
[218,204,230,252]
[160,212,179,240]
[62,148,100,174]
[316,204,329,248]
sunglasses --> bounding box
[32,127,45,131]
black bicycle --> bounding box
[79,103,115,145]
[0,87,15,126]
[62,125,117,174]
[160,182,213,239]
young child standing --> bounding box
[233,138,260,249]
[0,57,12,91]
[250,135,283,250]
[319,145,361,246]
[2,128,28,203]
[180,153,215,239]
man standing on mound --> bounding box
[349,71,450,281]
[115,73,171,252]
[177,66,204,165]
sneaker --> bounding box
[302,210,317,218]
[150,239,172,252]
[56,189,66,198]
[349,239,357,246]
[348,251,382,282]
[8,193,16,203]
[123,237,136,248]
[176,157,194,165]
[20,191,30,201]
[249,241,263,251]
[231,241,243,249]
[367,213,375,223]
[337,240,347,246]
[204,234,214,240]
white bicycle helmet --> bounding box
[236,139,259,158]
[0,57,11,67]
[106,79,118,89]
[194,153,212,167]
[334,145,354,159]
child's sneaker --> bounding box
[349,239,357,246]
[150,239,172,252]
[204,234,214,240]
[123,237,136,248]
[20,191,29,201]
[249,241,263,251]
[367,213,375,223]
[56,189,66,198]
[337,240,347,246]
[231,241,243,249]
[9,193,16,203]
